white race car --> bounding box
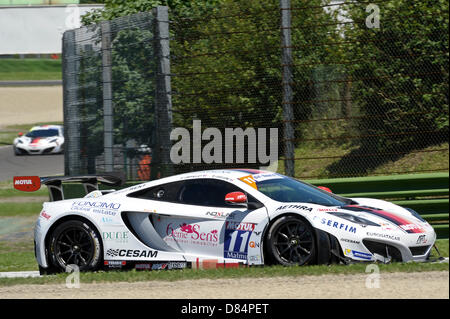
[19,169,436,274]
[13,125,64,155]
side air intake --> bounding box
[122,212,178,252]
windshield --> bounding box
[256,176,352,206]
[26,129,59,138]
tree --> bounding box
[327,0,449,176]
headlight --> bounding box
[49,138,58,143]
[18,140,23,144]
[331,212,380,227]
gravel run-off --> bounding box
[0,271,448,299]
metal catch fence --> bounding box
[62,1,449,180]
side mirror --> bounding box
[225,191,248,206]
[317,186,333,193]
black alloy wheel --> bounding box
[49,220,102,272]
[265,215,316,266]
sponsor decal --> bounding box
[72,201,121,210]
[104,260,126,268]
[101,216,116,224]
[85,190,102,198]
[276,205,313,212]
[40,211,51,220]
[416,235,427,245]
[152,263,168,270]
[318,208,339,212]
[345,249,372,260]
[13,176,41,192]
[206,211,234,219]
[340,238,360,244]
[252,172,281,182]
[249,241,260,248]
[351,250,372,260]
[249,255,261,262]
[238,175,258,189]
[136,262,187,271]
[225,192,247,203]
[379,222,396,231]
[167,262,188,270]
[71,201,121,216]
[166,223,219,247]
[366,232,400,241]
[102,231,129,243]
[100,216,123,226]
[106,249,158,258]
[114,183,147,194]
[400,223,425,232]
[226,221,255,231]
[135,263,152,270]
[318,217,357,233]
[224,222,256,260]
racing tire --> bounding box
[13,146,23,156]
[48,220,102,273]
[265,215,316,266]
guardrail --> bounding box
[307,173,449,239]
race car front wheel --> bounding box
[49,219,102,272]
[265,215,316,266]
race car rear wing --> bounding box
[14,175,124,202]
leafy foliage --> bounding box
[78,0,449,177]
[327,0,449,176]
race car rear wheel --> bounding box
[49,220,102,272]
[265,215,316,266]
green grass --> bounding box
[371,143,450,175]
[0,202,44,217]
[0,59,61,81]
[277,142,359,179]
[277,142,449,179]
[0,189,48,199]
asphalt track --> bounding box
[0,145,64,181]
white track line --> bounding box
[0,271,41,278]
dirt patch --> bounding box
[0,271,447,299]
[0,216,36,242]
[0,197,47,203]
[0,86,62,128]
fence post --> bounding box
[101,20,114,173]
[62,30,81,176]
[280,0,295,177]
[153,6,173,178]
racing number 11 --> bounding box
[224,229,252,260]
[228,231,249,253]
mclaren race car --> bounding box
[15,169,436,274]
[13,125,64,155]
